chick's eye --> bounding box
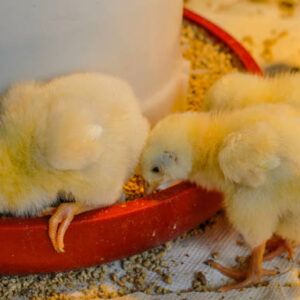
[151,166,160,173]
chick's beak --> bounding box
[144,180,182,195]
[144,181,160,195]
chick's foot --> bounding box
[41,203,89,253]
[209,243,278,292]
[264,236,294,261]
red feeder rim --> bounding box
[0,10,262,275]
[183,9,263,76]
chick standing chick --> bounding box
[203,72,300,259]
[203,71,300,112]
[0,73,149,252]
[140,104,300,291]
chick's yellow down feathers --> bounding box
[0,73,149,252]
[140,103,300,290]
[203,72,300,112]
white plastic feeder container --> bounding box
[0,0,189,123]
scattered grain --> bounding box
[194,271,207,286]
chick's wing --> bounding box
[45,106,103,171]
[218,122,280,188]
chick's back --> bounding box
[203,72,300,112]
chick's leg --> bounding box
[41,203,91,253]
[264,236,294,261]
[210,243,278,292]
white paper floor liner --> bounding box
[69,213,300,299]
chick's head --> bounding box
[140,114,193,189]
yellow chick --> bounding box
[203,72,300,112]
[140,104,300,291]
[0,73,149,252]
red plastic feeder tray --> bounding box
[0,9,262,275]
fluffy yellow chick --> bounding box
[203,72,300,112]
[0,73,149,252]
[140,104,300,291]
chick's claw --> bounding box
[208,260,245,281]
[210,260,277,292]
[46,203,86,253]
[210,243,278,292]
[217,269,277,293]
